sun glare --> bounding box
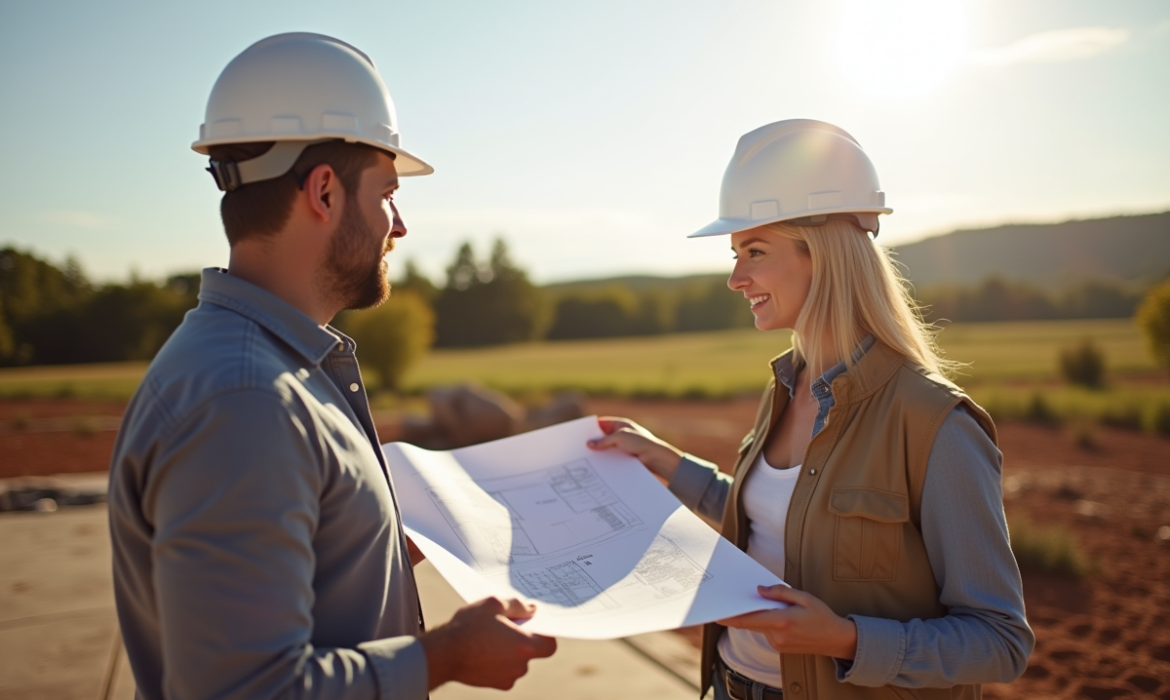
[835,0,971,99]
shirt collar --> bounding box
[775,334,876,400]
[197,267,348,366]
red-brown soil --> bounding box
[3,396,1169,697]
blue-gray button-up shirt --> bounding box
[670,339,1033,687]
[108,268,426,700]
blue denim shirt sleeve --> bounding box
[835,407,1035,687]
[144,388,426,700]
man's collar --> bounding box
[197,267,346,365]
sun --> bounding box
[834,0,971,99]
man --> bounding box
[108,33,555,700]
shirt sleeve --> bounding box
[668,453,734,525]
[836,406,1035,687]
[144,389,427,700]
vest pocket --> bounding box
[828,488,909,582]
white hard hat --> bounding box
[193,32,433,191]
[689,119,891,238]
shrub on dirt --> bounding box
[1071,422,1098,451]
[1007,513,1091,578]
[1143,401,1170,438]
[1135,278,1170,377]
[1059,338,1106,388]
[1025,392,1059,425]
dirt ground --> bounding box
[3,396,1169,698]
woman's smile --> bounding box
[728,227,813,332]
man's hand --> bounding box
[419,597,557,690]
[587,416,684,483]
[717,585,858,660]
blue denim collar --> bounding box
[774,335,875,438]
[197,267,349,366]
[774,335,877,400]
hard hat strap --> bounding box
[206,139,332,192]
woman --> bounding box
[588,120,1033,700]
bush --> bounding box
[1135,278,1170,377]
[1144,401,1170,438]
[1059,338,1106,388]
[1025,392,1059,425]
[344,291,435,393]
[1007,513,1091,578]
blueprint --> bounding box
[383,416,786,639]
[426,459,643,567]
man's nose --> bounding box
[390,201,407,238]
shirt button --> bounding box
[808,468,817,475]
[790,683,802,694]
[348,383,360,393]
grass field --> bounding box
[0,318,1162,404]
[400,318,1161,397]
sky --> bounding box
[1,0,1168,285]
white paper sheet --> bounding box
[383,416,786,639]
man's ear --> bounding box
[301,163,343,223]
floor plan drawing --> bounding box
[512,561,619,612]
[426,459,643,568]
[510,534,713,614]
[383,417,788,639]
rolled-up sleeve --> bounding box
[668,453,734,524]
[145,389,426,700]
[837,407,1034,687]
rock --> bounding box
[428,384,524,448]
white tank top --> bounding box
[717,451,800,688]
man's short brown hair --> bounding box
[208,140,381,246]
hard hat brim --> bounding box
[192,135,434,177]
[687,207,893,238]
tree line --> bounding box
[0,242,1158,371]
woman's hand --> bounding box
[587,416,685,483]
[717,585,858,660]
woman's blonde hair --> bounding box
[766,219,958,379]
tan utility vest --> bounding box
[700,342,996,700]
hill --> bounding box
[890,212,1170,289]
[546,212,1170,296]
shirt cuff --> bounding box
[835,615,906,687]
[359,636,428,700]
[668,453,718,511]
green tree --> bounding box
[0,298,14,362]
[547,286,639,340]
[395,259,438,304]
[71,282,193,362]
[675,279,753,331]
[434,239,548,347]
[347,291,436,392]
[0,247,91,364]
[1135,277,1170,377]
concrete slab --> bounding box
[0,504,119,700]
[0,477,706,700]
[416,561,702,700]
[0,608,118,700]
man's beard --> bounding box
[321,199,391,311]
